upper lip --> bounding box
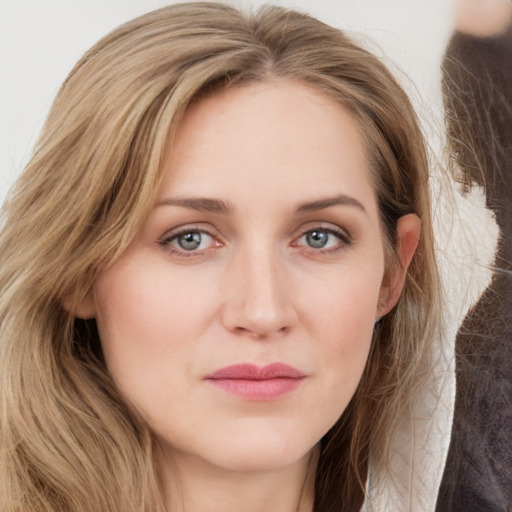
[205,363,306,380]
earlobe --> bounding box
[377,213,421,316]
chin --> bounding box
[214,449,311,473]
[200,428,319,473]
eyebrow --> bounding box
[156,197,232,214]
[295,195,367,214]
[156,194,366,215]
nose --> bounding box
[221,245,297,339]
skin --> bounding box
[455,0,512,36]
[78,79,420,512]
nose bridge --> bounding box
[222,236,295,337]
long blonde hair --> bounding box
[0,3,441,511]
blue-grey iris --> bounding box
[178,232,202,250]
[306,230,328,248]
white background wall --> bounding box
[0,0,455,205]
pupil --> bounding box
[307,230,328,248]
[178,232,201,250]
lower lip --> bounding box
[206,377,303,400]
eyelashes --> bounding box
[158,224,353,259]
[294,227,352,253]
[158,225,221,258]
[167,230,215,252]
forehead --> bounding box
[160,79,378,216]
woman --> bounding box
[0,3,445,511]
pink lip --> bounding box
[205,363,306,401]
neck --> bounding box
[156,444,318,512]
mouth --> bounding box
[204,363,306,401]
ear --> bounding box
[377,213,421,317]
[62,290,97,320]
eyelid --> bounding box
[158,224,223,257]
[292,223,353,253]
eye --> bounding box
[296,227,351,252]
[303,230,331,249]
[175,231,208,251]
[159,228,219,256]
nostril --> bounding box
[231,324,289,339]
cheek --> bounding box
[301,261,382,345]
[92,256,218,394]
[298,264,382,417]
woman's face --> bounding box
[86,79,392,473]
